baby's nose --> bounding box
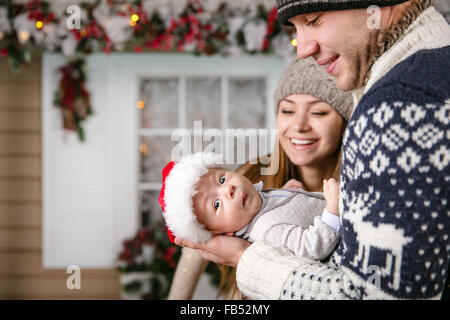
[223,184,235,198]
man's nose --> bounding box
[296,30,319,59]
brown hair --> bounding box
[379,0,433,53]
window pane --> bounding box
[186,77,221,129]
[140,191,163,226]
[228,78,266,128]
[140,78,178,128]
[140,136,176,183]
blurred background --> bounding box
[0,0,448,300]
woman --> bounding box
[168,57,353,299]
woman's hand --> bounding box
[174,235,251,267]
[282,179,304,189]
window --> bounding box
[42,53,286,268]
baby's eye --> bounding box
[213,199,220,210]
[220,176,226,184]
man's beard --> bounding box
[340,28,380,91]
[339,0,432,92]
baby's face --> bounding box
[192,168,262,234]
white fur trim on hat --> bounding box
[163,152,228,243]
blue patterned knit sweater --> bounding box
[333,45,450,299]
[275,8,450,300]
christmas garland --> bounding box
[0,0,295,141]
[53,58,93,141]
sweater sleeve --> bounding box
[236,241,352,300]
[262,215,340,260]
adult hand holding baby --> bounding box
[174,235,251,268]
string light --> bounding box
[136,100,145,109]
[18,30,30,44]
[129,14,139,27]
[140,144,148,156]
[291,38,297,47]
[35,20,44,29]
[131,14,139,22]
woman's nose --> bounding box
[293,113,311,132]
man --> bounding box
[177,0,449,299]
[239,0,450,299]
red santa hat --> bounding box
[158,152,228,243]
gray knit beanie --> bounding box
[276,0,409,26]
[274,57,354,121]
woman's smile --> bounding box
[289,137,319,150]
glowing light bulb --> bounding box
[35,20,44,29]
[136,100,145,109]
[291,38,297,47]
[18,30,30,44]
[140,144,149,155]
[131,14,139,22]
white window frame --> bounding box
[42,52,287,268]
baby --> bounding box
[159,152,341,260]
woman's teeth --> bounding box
[290,138,316,145]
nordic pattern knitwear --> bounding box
[276,0,409,26]
[235,7,450,300]
[274,57,354,120]
[333,49,450,299]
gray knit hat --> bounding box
[276,0,409,26]
[274,57,354,121]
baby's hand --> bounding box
[323,178,339,216]
[282,179,304,189]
